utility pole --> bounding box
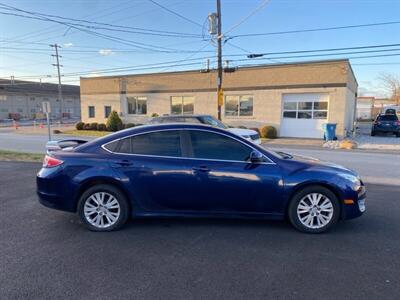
[50,44,63,121]
[216,0,223,120]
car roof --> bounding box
[76,123,237,152]
[155,115,210,118]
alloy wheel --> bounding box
[297,193,334,229]
[83,192,121,229]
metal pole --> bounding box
[46,112,52,141]
[216,0,223,120]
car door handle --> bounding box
[111,160,133,167]
[192,166,210,172]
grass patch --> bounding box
[0,150,43,162]
[61,129,110,137]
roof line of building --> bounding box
[80,59,351,80]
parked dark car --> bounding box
[371,114,400,137]
[37,124,366,233]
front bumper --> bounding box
[342,189,366,220]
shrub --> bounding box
[53,129,62,134]
[151,113,159,117]
[260,125,277,139]
[76,122,85,130]
[89,122,98,130]
[83,123,91,130]
[125,123,135,128]
[106,111,123,132]
[97,123,107,131]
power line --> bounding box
[229,20,400,39]
[147,0,203,28]
[0,3,201,38]
[224,0,270,35]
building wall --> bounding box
[81,86,351,137]
[80,60,357,138]
[0,93,80,120]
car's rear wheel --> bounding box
[288,186,340,233]
[78,184,129,231]
[371,130,375,136]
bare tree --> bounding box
[378,73,400,105]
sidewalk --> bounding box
[262,136,400,153]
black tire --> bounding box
[288,185,340,233]
[371,130,375,136]
[396,132,400,138]
[77,184,130,232]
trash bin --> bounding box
[322,123,337,141]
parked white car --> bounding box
[150,115,262,145]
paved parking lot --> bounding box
[1,161,400,299]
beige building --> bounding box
[80,59,358,138]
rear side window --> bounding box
[104,140,119,152]
[378,115,398,121]
[189,130,252,161]
[117,130,182,157]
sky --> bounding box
[0,0,400,97]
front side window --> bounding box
[171,96,194,115]
[117,130,182,157]
[104,106,111,118]
[88,106,95,118]
[189,130,252,161]
[225,95,253,117]
[127,96,147,115]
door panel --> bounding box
[188,159,283,213]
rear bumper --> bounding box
[37,191,75,212]
[373,126,399,133]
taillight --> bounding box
[43,155,63,168]
[396,121,400,126]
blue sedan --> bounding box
[37,124,366,233]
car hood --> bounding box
[281,152,358,176]
[227,128,258,136]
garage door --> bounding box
[280,93,329,138]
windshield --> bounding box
[200,116,228,129]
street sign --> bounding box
[42,101,51,113]
[217,89,224,106]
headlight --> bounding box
[353,179,362,192]
[338,174,363,192]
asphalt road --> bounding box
[0,129,92,153]
[1,161,399,299]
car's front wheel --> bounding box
[78,184,129,231]
[288,186,340,233]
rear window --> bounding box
[378,115,398,121]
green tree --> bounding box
[106,111,123,132]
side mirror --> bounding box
[249,150,264,163]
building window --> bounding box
[104,106,112,118]
[127,96,147,115]
[88,106,95,118]
[225,95,253,117]
[17,108,23,113]
[30,97,35,101]
[31,108,36,113]
[283,100,328,120]
[171,96,194,115]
